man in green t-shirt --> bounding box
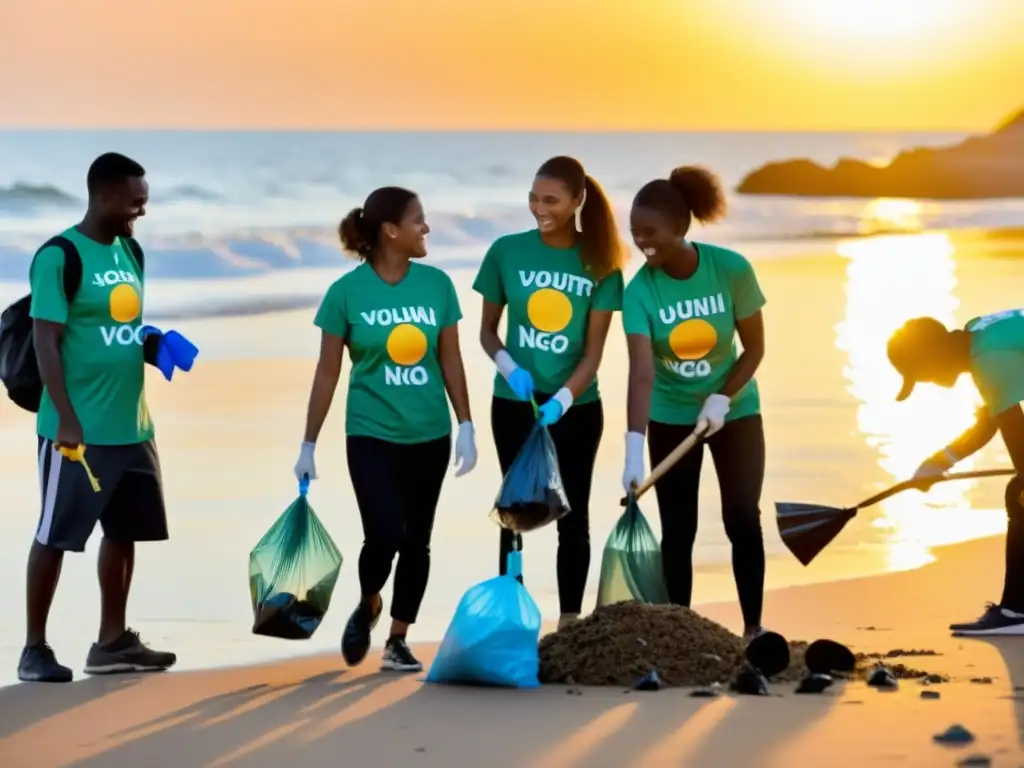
[888,309,1024,636]
[20,153,176,684]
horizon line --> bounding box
[0,125,983,135]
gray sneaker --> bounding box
[84,629,176,675]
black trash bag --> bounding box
[745,631,790,679]
[805,638,856,675]
[490,422,570,533]
[249,481,343,640]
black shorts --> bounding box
[35,437,169,552]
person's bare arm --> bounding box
[438,324,472,423]
[626,334,655,435]
[33,320,79,440]
[936,407,999,464]
[302,331,344,443]
[561,310,613,399]
[479,298,506,362]
[718,310,765,399]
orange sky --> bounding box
[1,0,1021,130]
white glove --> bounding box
[294,441,318,482]
[912,448,958,486]
[696,394,731,437]
[454,421,477,477]
[622,431,646,494]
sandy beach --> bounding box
[1,534,1021,767]
[2,229,1024,765]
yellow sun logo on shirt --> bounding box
[386,323,428,366]
[669,319,717,360]
[526,288,572,333]
[109,284,140,323]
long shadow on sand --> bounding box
[0,675,145,740]
[0,665,841,768]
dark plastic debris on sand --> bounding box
[632,669,664,691]
[795,673,834,694]
[731,663,770,696]
[956,754,992,766]
[690,683,724,698]
[920,690,941,700]
[933,724,975,745]
[867,665,899,689]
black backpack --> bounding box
[0,235,145,413]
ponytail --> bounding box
[577,174,625,280]
[667,166,727,224]
[337,186,419,262]
[338,207,374,259]
[633,165,727,234]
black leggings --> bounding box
[346,434,450,625]
[491,395,604,615]
[1001,477,1024,612]
[648,415,766,629]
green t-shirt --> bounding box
[622,242,766,426]
[966,309,1024,416]
[314,261,462,444]
[29,227,153,446]
[471,229,624,403]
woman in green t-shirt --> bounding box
[472,156,626,629]
[295,187,477,673]
[620,166,768,642]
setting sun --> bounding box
[790,0,967,40]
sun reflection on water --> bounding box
[835,201,1006,571]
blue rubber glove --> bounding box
[140,326,199,382]
[537,399,563,426]
[162,330,199,372]
[141,326,175,381]
[538,387,574,427]
[506,367,535,402]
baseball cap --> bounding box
[886,317,950,401]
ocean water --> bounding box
[2,130,1024,318]
[0,131,1022,683]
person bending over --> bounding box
[888,309,1024,635]
[622,166,768,643]
[20,152,176,683]
[473,156,625,629]
[295,187,477,672]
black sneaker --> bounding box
[381,636,422,672]
[84,629,177,675]
[950,602,1024,636]
[341,598,383,667]
[18,643,73,683]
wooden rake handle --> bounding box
[620,422,708,506]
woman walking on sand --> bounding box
[621,166,768,643]
[473,155,626,630]
[294,186,477,673]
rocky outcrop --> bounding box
[737,109,1024,199]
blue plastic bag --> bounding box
[426,551,542,688]
[490,421,570,533]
